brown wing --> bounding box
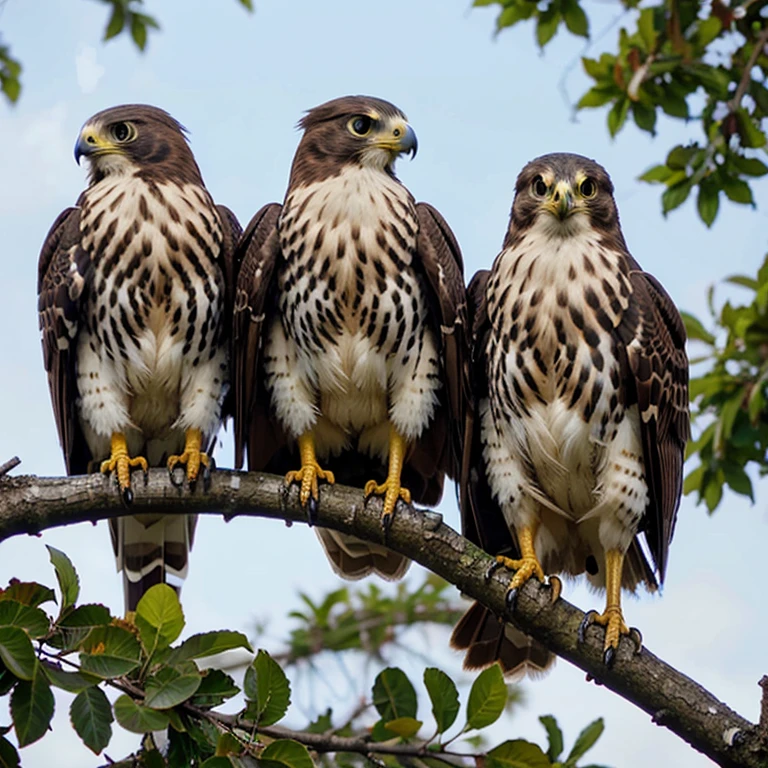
[411,202,470,493]
[37,206,92,475]
[232,203,285,470]
[617,261,690,583]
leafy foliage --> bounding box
[0,551,610,766]
[478,0,767,227]
[0,41,22,105]
[683,256,768,512]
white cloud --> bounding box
[75,45,105,94]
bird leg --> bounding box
[364,426,412,533]
[100,432,148,505]
[487,525,562,611]
[578,548,642,667]
[284,431,335,524]
[168,428,211,487]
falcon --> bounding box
[451,152,689,671]
[37,105,240,611]
[233,95,467,580]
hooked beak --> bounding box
[397,123,418,159]
[551,180,574,220]
[74,129,115,164]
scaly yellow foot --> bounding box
[364,426,412,532]
[486,525,562,610]
[577,549,642,667]
[285,432,335,524]
[100,432,148,504]
[168,428,211,486]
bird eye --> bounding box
[348,116,373,137]
[532,175,548,197]
[110,122,135,142]
[580,178,597,198]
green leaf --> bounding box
[704,474,724,512]
[130,15,148,50]
[167,630,252,665]
[496,3,536,30]
[561,0,588,38]
[662,179,692,214]
[536,6,560,49]
[104,4,125,40]
[191,669,240,709]
[631,102,656,134]
[0,601,49,639]
[539,715,563,761]
[0,627,36,680]
[722,462,754,501]
[466,664,507,730]
[638,164,673,183]
[52,603,112,651]
[70,686,113,754]
[11,665,54,747]
[238,0,254,9]
[577,88,617,110]
[721,175,755,205]
[260,739,314,768]
[683,464,706,496]
[607,98,629,137]
[0,736,20,768]
[666,145,695,170]
[696,16,722,47]
[565,718,604,765]
[0,582,55,609]
[658,90,689,119]
[135,584,185,656]
[46,546,79,611]
[41,661,100,693]
[243,649,291,726]
[696,181,719,227]
[384,716,422,738]
[730,155,768,177]
[113,694,170,734]
[486,739,550,768]
[79,626,142,678]
[637,7,656,50]
[424,667,460,734]
[734,108,766,149]
[145,665,202,709]
[372,666,417,721]
[680,311,716,344]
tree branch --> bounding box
[0,468,765,767]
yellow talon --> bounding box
[364,426,412,530]
[285,432,335,512]
[167,428,210,483]
[100,432,148,503]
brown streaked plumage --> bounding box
[38,104,240,611]
[451,153,689,674]
[233,95,469,580]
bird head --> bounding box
[507,153,621,242]
[289,95,418,187]
[74,104,202,185]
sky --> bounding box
[0,1,767,766]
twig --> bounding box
[0,468,765,767]
[728,25,768,113]
[0,456,20,478]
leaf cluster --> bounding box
[682,256,768,512]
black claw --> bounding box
[485,560,503,583]
[628,627,643,653]
[505,587,519,612]
[307,495,319,526]
[169,468,185,488]
[578,612,596,644]
[381,512,393,536]
[604,646,616,668]
[202,464,212,492]
[122,487,134,506]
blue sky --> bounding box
[1,1,766,765]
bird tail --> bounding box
[314,528,410,581]
[110,513,197,613]
[450,600,554,678]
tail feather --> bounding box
[450,600,555,678]
[110,513,197,613]
[315,529,410,581]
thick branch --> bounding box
[0,468,765,767]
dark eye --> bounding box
[580,178,597,198]
[532,175,548,197]
[111,122,131,142]
[349,116,372,136]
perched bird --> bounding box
[233,95,467,580]
[451,153,689,673]
[38,105,240,611]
